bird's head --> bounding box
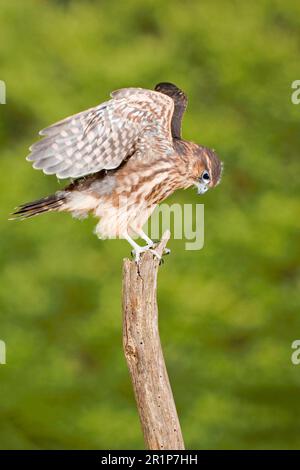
[193,146,223,195]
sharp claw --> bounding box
[145,243,155,249]
[149,249,161,261]
[148,241,170,257]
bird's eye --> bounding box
[202,171,210,182]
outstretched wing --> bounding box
[27,88,174,179]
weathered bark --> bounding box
[122,230,185,450]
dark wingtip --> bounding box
[154,82,184,96]
[154,82,188,139]
[155,82,179,91]
[154,82,188,107]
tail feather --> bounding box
[10,192,66,220]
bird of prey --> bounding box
[12,83,222,261]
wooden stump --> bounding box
[122,230,185,450]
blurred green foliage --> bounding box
[0,0,300,450]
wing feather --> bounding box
[27,88,174,179]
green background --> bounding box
[0,0,300,449]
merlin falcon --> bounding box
[12,82,222,261]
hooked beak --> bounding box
[197,182,209,195]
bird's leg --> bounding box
[124,233,144,263]
[134,229,171,257]
[124,232,161,263]
[134,229,155,248]
[131,228,163,261]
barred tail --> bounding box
[10,192,66,220]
